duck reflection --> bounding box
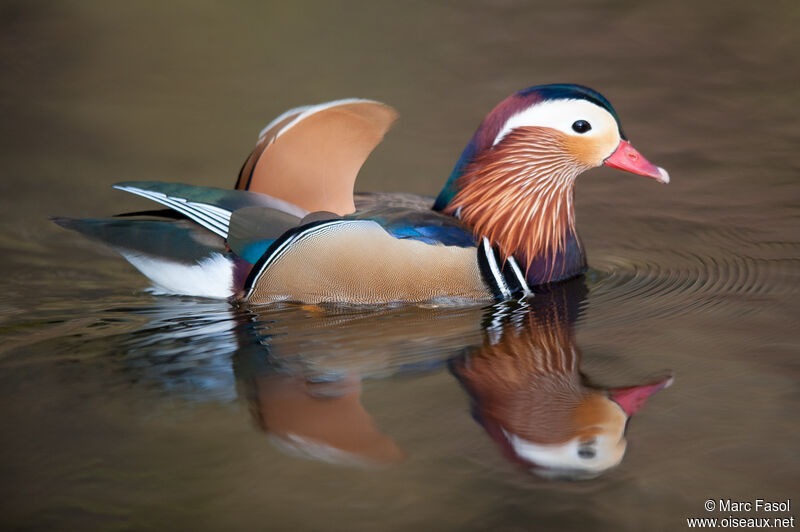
[109,281,671,478]
[451,284,672,479]
[230,303,486,468]
[230,280,670,478]
[237,371,404,467]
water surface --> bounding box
[1,1,798,530]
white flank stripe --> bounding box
[483,237,511,298]
[507,256,532,296]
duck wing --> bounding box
[225,206,308,264]
[350,193,477,247]
[53,217,225,265]
[54,183,310,298]
[113,181,307,238]
[236,100,398,216]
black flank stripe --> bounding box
[501,258,525,294]
[476,240,530,300]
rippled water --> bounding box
[1,1,798,531]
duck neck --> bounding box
[444,129,587,284]
[456,303,589,445]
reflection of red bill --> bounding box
[609,375,674,416]
[604,140,670,184]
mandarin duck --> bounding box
[451,283,672,479]
[56,84,669,304]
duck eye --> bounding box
[577,447,596,459]
[572,120,592,134]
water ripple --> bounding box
[584,236,799,325]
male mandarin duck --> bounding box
[56,84,669,304]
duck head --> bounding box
[434,84,668,284]
[488,375,672,480]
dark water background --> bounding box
[1,1,798,530]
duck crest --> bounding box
[446,127,587,280]
[433,91,541,212]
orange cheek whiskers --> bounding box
[446,128,587,275]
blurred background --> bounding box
[0,1,798,531]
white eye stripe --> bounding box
[503,428,627,474]
[492,99,619,146]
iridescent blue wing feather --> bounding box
[226,206,305,264]
[348,206,476,247]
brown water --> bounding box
[1,1,798,530]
